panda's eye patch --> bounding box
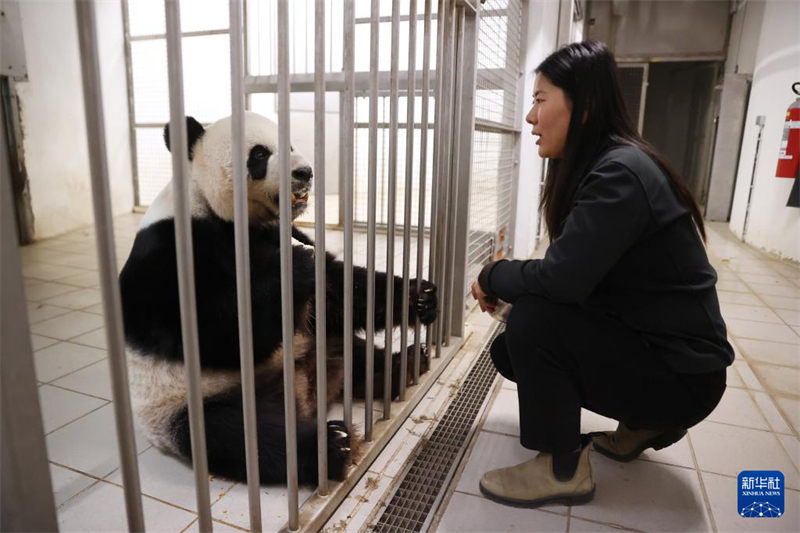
[247,145,271,180]
[252,146,270,160]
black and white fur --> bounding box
[120,112,437,484]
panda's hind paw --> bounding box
[326,421,362,480]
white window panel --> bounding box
[131,35,231,125]
[127,0,229,37]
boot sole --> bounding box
[593,429,687,463]
[479,482,596,509]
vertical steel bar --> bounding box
[448,5,479,339]
[413,0,433,385]
[342,0,356,433]
[164,2,213,530]
[383,0,401,419]
[443,7,465,345]
[68,4,143,530]
[426,0,447,357]
[277,0,300,528]
[364,0,380,441]
[229,1,262,530]
[399,0,417,401]
[314,0,329,496]
[434,0,455,356]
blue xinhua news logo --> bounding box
[738,471,784,518]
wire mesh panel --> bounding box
[474,0,521,127]
[466,0,522,300]
[466,130,516,298]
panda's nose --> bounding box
[292,167,313,183]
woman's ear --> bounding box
[581,101,590,124]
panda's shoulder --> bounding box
[127,213,234,267]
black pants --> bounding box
[491,295,726,454]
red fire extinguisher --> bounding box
[775,82,800,179]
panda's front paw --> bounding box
[326,421,361,481]
[410,279,438,325]
[403,343,431,386]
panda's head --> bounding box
[164,112,313,223]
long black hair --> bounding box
[535,41,706,241]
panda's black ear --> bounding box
[163,117,206,160]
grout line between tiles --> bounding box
[41,353,107,381]
[44,401,111,436]
[25,285,86,304]
[44,376,112,403]
[726,336,800,439]
[57,479,104,510]
[66,324,107,346]
[685,432,718,533]
[27,302,75,323]
[179,518,199,533]
[741,375,797,439]
[452,489,652,532]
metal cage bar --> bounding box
[74,3,146,531]
[413,0,433,385]
[342,0,356,433]
[314,0,329,496]
[164,1,213,529]
[443,6,466,345]
[364,0,380,441]
[277,0,300,529]
[426,0,447,357]
[449,3,480,337]
[434,0,456,354]
[383,0,401,420]
[399,0,418,401]
[229,1,262,530]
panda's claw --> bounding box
[326,420,361,481]
[410,279,438,326]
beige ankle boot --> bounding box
[478,442,594,508]
[592,422,687,463]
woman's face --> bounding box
[525,75,572,159]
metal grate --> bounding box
[371,324,504,533]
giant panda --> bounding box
[119,111,438,484]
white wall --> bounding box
[16,0,134,240]
[728,0,800,261]
[512,0,568,258]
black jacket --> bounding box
[479,145,734,374]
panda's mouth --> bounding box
[268,186,310,213]
[291,190,309,206]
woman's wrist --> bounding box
[478,260,503,298]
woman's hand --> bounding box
[471,280,497,314]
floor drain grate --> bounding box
[371,324,504,533]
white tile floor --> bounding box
[18,216,800,532]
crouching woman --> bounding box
[471,41,733,508]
